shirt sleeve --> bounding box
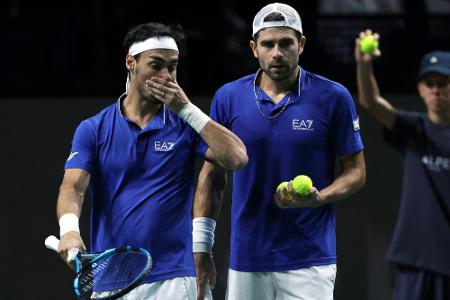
[64,119,97,174]
[331,86,365,156]
[209,87,230,126]
[195,133,209,159]
[383,109,421,154]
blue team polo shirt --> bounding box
[210,68,364,272]
[65,94,208,284]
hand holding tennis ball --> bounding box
[292,175,313,196]
[359,34,379,54]
[276,181,293,200]
[276,175,313,198]
[274,175,318,208]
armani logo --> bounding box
[66,152,79,161]
[154,141,175,152]
[292,119,313,131]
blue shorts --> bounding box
[393,264,450,300]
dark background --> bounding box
[1,0,449,299]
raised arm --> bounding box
[56,168,90,265]
[192,161,227,300]
[355,30,396,130]
[146,76,248,171]
[200,121,248,170]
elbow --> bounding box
[355,168,366,191]
[236,152,249,170]
[359,96,382,112]
[354,151,366,191]
[359,101,370,111]
[211,143,248,171]
[357,97,371,111]
[358,173,366,190]
[228,150,249,171]
[346,164,366,194]
[221,147,248,171]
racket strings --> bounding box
[77,251,149,298]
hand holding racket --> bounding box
[47,232,86,268]
[45,235,152,299]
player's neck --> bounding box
[123,91,162,129]
[260,67,299,103]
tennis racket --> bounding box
[45,235,152,300]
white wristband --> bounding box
[178,102,211,134]
[59,213,80,237]
[192,217,216,253]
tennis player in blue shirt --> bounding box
[54,22,247,299]
[193,3,366,300]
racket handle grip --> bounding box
[67,248,79,261]
[44,235,79,261]
[45,235,59,251]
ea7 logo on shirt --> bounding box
[66,152,79,161]
[292,119,313,131]
[154,141,175,152]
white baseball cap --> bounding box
[252,3,303,37]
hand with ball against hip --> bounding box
[355,29,381,64]
[274,175,321,208]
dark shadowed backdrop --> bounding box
[1,0,449,299]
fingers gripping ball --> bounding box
[276,181,293,200]
[359,35,379,54]
[292,175,313,196]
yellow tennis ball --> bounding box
[292,175,313,196]
[359,35,379,54]
[276,181,293,200]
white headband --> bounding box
[128,36,179,56]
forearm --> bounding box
[319,170,364,204]
[357,61,381,109]
[356,61,396,129]
[192,162,226,254]
[55,169,89,236]
[318,152,366,204]
[201,122,248,171]
[176,100,247,171]
[193,161,227,219]
[54,169,90,263]
[56,184,84,219]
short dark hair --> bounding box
[123,22,185,60]
[253,12,302,41]
[264,12,285,22]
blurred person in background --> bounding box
[355,29,450,300]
